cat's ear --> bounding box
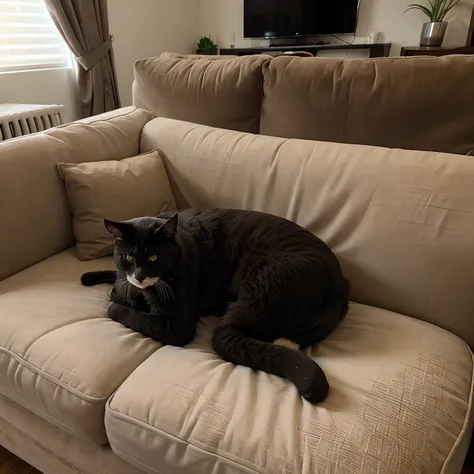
[104,219,134,239]
[154,213,178,237]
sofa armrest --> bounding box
[0,107,154,281]
[75,106,149,125]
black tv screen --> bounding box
[244,0,359,38]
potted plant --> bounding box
[405,0,461,46]
[196,36,218,55]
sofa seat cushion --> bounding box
[0,248,160,445]
[105,304,474,474]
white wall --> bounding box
[198,0,474,57]
[109,0,198,107]
[1,0,199,122]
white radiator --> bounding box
[0,104,65,141]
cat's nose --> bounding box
[134,270,147,283]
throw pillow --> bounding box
[57,149,177,261]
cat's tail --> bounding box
[212,324,329,403]
[81,271,117,286]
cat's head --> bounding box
[104,214,179,289]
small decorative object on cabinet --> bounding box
[196,36,218,55]
[404,0,461,46]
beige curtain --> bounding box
[45,0,121,118]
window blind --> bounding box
[0,0,69,73]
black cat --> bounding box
[81,209,349,403]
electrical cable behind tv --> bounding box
[332,34,356,59]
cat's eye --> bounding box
[125,255,134,262]
[149,255,158,262]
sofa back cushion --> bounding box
[141,117,474,347]
[133,55,269,134]
[261,56,474,155]
[0,107,153,281]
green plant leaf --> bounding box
[404,4,434,20]
[438,0,461,20]
[434,0,442,21]
[404,0,461,21]
[197,35,217,50]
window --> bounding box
[0,0,70,73]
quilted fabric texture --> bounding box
[0,249,160,444]
[105,306,474,474]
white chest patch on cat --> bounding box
[127,274,159,289]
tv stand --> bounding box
[269,41,330,48]
[268,38,331,47]
[220,43,392,58]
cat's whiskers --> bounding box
[156,281,168,300]
[115,278,133,305]
[156,281,168,301]
[154,280,175,302]
[153,281,165,301]
[161,280,175,300]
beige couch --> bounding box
[1,54,474,474]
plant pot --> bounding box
[196,48,218,55]
[420,22,448,46]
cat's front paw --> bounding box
[142,288,162,313]
[107,302,128,322]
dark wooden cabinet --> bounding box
[220,43,392,58]
[400,46,474,57]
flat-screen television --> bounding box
[244,0,360,39]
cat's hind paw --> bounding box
[299,360,329,403]
[282,350,329,404]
